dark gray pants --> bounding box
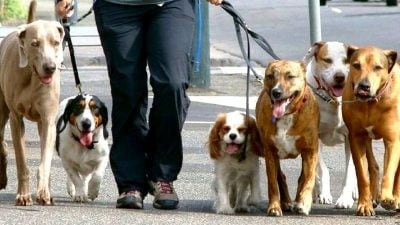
[93,0,195,195]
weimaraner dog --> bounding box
[0,0,64,205]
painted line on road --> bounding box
[188,96,258,110]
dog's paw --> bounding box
[88,191,99,201]
[281,201,293,212]
[267,202,282,216]
[293,202,311,215]
[15,193,33,206]
[317,192,333,205]
[356,202,375,216]
[335,192,354,209]
[73,194,88,203]
[381,198,396,211]
[215,204,235,215]
[36,189,54,206]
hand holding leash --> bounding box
[55,0,75,19]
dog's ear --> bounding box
[208,113,225,159]
[17,24,29,68]
[302,41,325,65]
[99,100,109,139]
[346,45,359,63]
[246,116,264,157]
[383,50,397,73]
[55,22,65,68]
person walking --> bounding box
[56,0,222,210]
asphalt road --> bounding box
[0,0,399,224]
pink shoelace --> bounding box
[158,181,174,194]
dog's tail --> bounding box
[27,0,37,24]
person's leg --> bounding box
[94,0,155,206]
[146,0,195,209]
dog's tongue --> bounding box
[80,132,93,147]
[331,87,344,97]
[40,75,53,84]
[272,99,290,119]
[225,143,240,155]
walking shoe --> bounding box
[116,190,143,209]
[149,180,179,210]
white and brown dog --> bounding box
[208,111,264,214]
[256,60,320,216]
[303,41,358,209]
[56,94,109,202]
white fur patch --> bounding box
[365,126,375,139]
[271,115,300,159]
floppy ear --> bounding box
[55,22,65,67]
[246,116,264,157]
[383,50,397,74]
[208,113,225,159]
[100,101,109,139]
[302,41,325,66]
[346,45,358,64]
[17,24,28,68]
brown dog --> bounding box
[256,60,319,216]
[342,46,400,216]
[0,1,64,205]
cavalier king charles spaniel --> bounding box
[208,111,264,214]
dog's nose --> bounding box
[334,72,345,83]
[271,88,283,99]
[358,79,370,92]
[81,118,92,131]
[43,62,56,74]
[229,133,237,140]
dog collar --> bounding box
[71,134,97,150]
[371,75,392,102]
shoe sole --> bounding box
[153,201,179,210]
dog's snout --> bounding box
[43,62,56,74]
[229,133,237,140]
[358,79,371,92]
[271,88,283,99]
[334,72,345,83]
[81,118,92,131]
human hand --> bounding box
[208,0,223,6]
[55,0,74,19]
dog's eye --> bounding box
[323,58,332,64]
[31,41,39,47]
[352,63,361,70]
[265,74,274,81]
[238,127,246,133]
[374,65,383,71]
[54,41,60,46]
[287,74,296,80]
[222,126,230,133]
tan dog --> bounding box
[0,0,64,205]
[256,60,319,216]
[342,46,400,216]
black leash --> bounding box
[220,1,280,83]
[62,19,82,95]
[220,1,280,162]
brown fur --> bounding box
[0,0,64,206]
[256,60,320,216]
[342,46,400,216]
